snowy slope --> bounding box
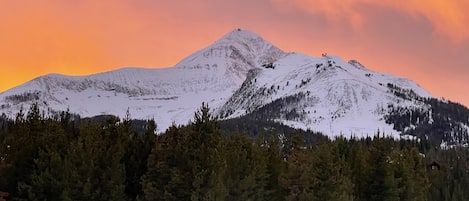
[0,29,442,137]
[218,53,432,137]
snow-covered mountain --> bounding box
[1,29,468,141]
[0,29,284,132]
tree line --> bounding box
[0,103,468,200]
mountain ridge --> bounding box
[1,28,468,144]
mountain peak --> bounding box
[175,28,285,73]
[215,28,265,44]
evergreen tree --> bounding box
[1,104,44,198]
[281,132,316,201]
[16,117,72,200]
[309,141,354,201]
[392,147,429,201]
[64,118,127,201]
[142,125,192,201]
[348,138,372,201]
[222,133,270,201]
[366,137,398,201]
[124,119,156,200]
[263,133,287,201]
[187,103,225,201]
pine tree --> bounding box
[124,119,156,200]
[281,132,316,201]
[309,141,354,201]
[393,147,429,201]
[64,119,127,201]
[222,133,272,201]
[264,133,287,201]
[187,103,225,201]
[348,139,371,201]
[16,117,72,200]
[366,137,397,201]
[0,104,44,199]
[142,125,192,201]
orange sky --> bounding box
[1,0,468,106]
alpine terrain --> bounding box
[1,29,468,145]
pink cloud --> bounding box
[274,0,469,42]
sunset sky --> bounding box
[1,0,468,106]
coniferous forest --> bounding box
[1,103,469,201]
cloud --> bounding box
[274,0,469,42]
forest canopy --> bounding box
[0,103,468,201]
